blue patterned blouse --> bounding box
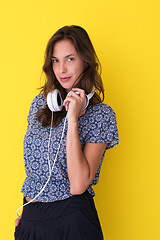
[21,94,119,202]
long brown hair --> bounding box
[37,25,105,127]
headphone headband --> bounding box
[87,87,95,100]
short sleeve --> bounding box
[85,103,119,150]
[26,94,46,131]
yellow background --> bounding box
[0,0,160,239]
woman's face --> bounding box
[52,39,85,92]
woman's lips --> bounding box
[60,77,71,82]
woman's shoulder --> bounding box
[87,102,116,116]
[79,102,118,127]
[27,94,46,118]
[30,93,46,106]
[29,94,46,109]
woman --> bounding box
[14,25,119,239]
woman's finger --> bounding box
[64,90,84,106]
[71,88,85,97]
[63,95,80,107]
[15,217,21,227]
[67,90,81,99]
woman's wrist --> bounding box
[67,117,79,126]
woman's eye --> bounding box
[68,58,74,62]
[52,59,58,63]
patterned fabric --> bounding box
[21,94,119,202]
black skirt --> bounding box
[14,191,103,240]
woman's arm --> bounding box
[67,121,107,195]
[63,88,107,195]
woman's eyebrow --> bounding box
[51,54,75,59]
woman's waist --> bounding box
[21,177,72,202]
[21,190,93,221]
[22,176,70,189]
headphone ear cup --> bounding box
[47,89,63,112]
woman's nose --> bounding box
[59,62,67,73]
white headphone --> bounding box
[47,88,95,112]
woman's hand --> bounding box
[15,217,21,227]
[63,88,86,122]
[15,209,22,227]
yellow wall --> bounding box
[0,0,160,239]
